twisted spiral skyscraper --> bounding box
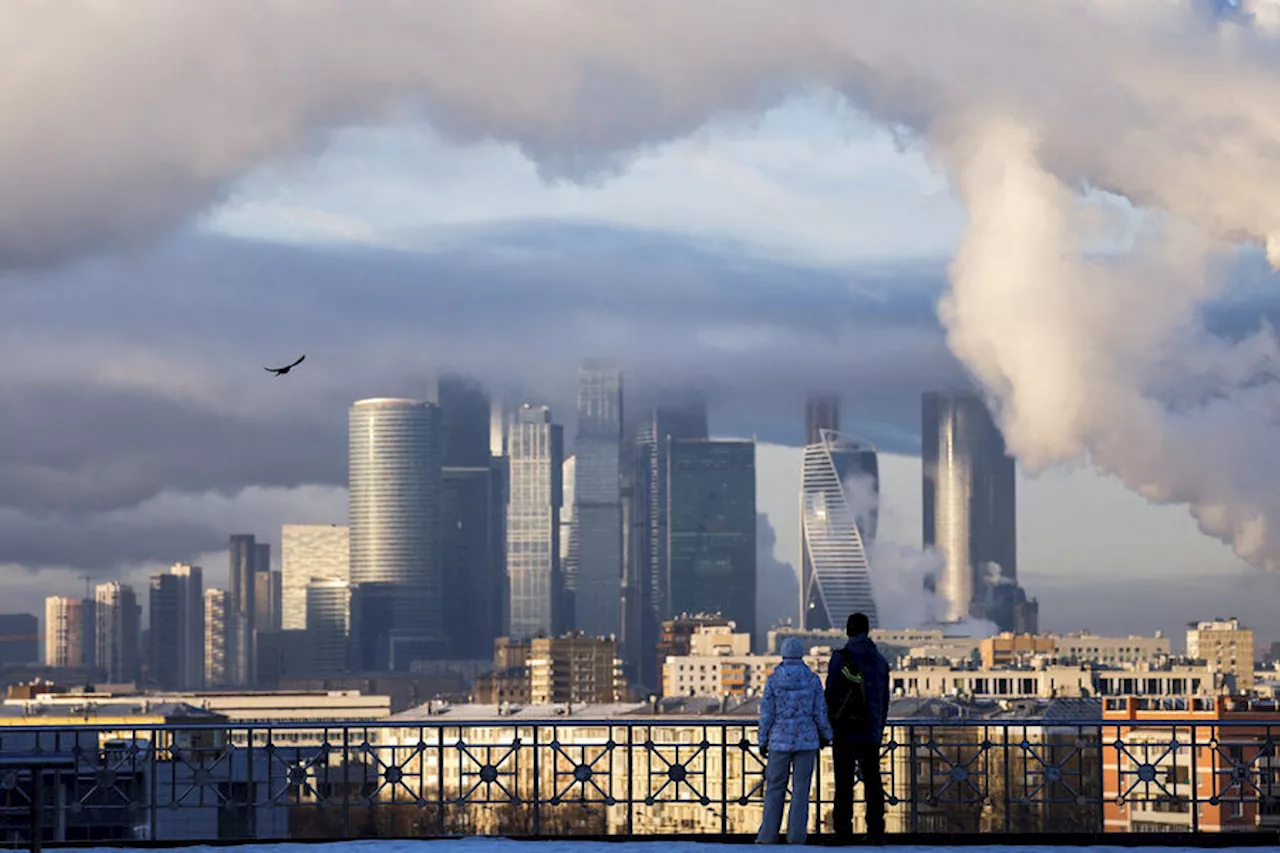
[800,429,879,630]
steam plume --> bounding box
[8,2,1280,567]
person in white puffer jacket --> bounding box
[755,636,834,845]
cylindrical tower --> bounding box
[348,398,443,663]
[922,391,1017,625]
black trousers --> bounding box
[832,741,885,839]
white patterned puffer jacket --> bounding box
[757,638,834,753]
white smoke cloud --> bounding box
[8,2,1280,571]
[842,471,999,636]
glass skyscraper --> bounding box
[506,405,564,640]
[148,563,204,690]
[349,397,446,667]
[306,577,350,676]
[94,581,140,684]
[628,390,709,687]
[922,391,1018,625]
[573,363,623,639]
[801,429,879,630]
[280,524,349,631]
[667,439,757,642]
[437,375,505,660]
[228,533,257,685]
[203,588,232,688]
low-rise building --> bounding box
[1103,695,1280,833]
[1187,618,1256,694]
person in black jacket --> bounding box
[824,612,891,843]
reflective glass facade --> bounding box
[922,391,1018,624]
[574,364,623,639]
[348,398,445,663]
[281,524,349,631]
[801,430,879,630]
[666,439,756,642]
[506,405,564,639]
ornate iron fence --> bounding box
[0,716,1275,846]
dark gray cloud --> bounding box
[0,224,961,577]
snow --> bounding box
[47,843,1266,853]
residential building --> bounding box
[1103,696,1280,833]
[44,597,87,668]
[148,563,204,690]
[980,633,1056,669]
[349,397,446,667]
[663,649,828,698]
[1056,632,1171,667]
[280,524,349,631]
[204,588,233,688]
[1187,618,1256,694]
[94,582,140,683]
[658,613,736,676]
[573,362,624,640]
[506,405,564,639]
[667,439,757,641]
[528,634,625,705]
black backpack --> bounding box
[828,650,868,725]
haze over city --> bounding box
[5,0,1280,651]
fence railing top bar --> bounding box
[0,716,1274,734]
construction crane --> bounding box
[79,573,93,600]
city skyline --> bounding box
[6,4,1280,656]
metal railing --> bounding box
[0,716,1275,846]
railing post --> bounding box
[341,726,351,838]
[908,725,919,834]
[719,724,729,837]
[28,766,42,853]
[1002,725,1011,833]
[436,726,446,837]
[531,724,541,837]
[625,724,634,838]
[1190,723,1200,834]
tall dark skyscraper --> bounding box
[148,563,204,690]
[438,375,493,468]
[627,389,709,687]
[228,533,257,685]
[667,439,757,642]
[805,394,840,447]
[922,391,1019,627]
[437,375,504,660]
[253,542,280,634]
[573,362,624,640]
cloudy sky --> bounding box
[4,2,1280,649]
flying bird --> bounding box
[265,354,306,376]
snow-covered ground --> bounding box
[46,842,1268,853]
